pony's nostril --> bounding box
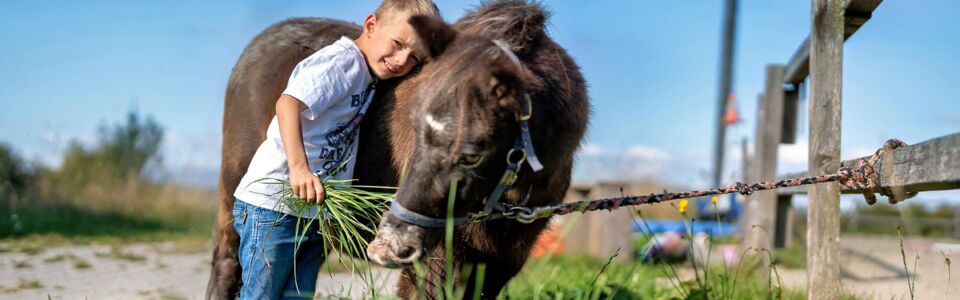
[396,246,421,262]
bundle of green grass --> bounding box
[255,177,395,292]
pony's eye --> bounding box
[457,153,484,169]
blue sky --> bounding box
[1,1,958,205]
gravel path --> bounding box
[0,242,398,299]
[1,235,955,299]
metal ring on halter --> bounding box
[503,205,532,219]
[506,148,527,165]
[516,207,554,224]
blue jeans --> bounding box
[234,199,327,299]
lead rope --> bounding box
[497,139,913,224]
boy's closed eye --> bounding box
[394,39,423,65]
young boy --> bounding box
[232,1,440,298]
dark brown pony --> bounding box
[364,2,588,298]
[207,1,586,299]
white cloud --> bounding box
[580,143,604,156]
[626,145,670,161]
[778,139,808,165]
[574,144,696,185]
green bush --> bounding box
[0,143,33,205]
[52,111,163,190]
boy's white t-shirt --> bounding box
[234,36,376,218]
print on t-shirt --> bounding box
[318,79,376,176]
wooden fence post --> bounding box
[745,65,786,278]
[774,195,794,248]
[808,0,844,298]
[561,183,633,263]
[739,138,752,247]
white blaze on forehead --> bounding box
[425,114,447,133]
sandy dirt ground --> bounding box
[0,235,955,299]
[0,242,399,299]
[776,235,958,299]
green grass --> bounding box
[503,254,814,300]
[1,202,214,241]
[772,246,807,269]
[12,260,31,269]
[43,253,76,263]
[73,258,92,269]
[95,245,147,262]
[0,278,44,293]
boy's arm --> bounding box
[276,94,325,204]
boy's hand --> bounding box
[276,95,325,205]
[290,167,325,205]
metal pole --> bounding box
[713,0,738,188]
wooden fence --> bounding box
[738,0,960,298]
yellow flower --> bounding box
[711,196,719,204]
[678,198,689,214]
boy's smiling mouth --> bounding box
[383,59,398,73]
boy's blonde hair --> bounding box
[375,0,441,25]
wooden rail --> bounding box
[775,132,960,196]
[783,0,883,85]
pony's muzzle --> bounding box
[367,213,427,268]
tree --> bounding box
[56,111,164,187]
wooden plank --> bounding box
[775,132,960,195]
[781,83,800,144]
[807,0,845,298]
[774,195,794,248]
[745,65,786,275]
[783,37,811,85]
[784,0,883,84]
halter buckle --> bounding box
[506,148,527,165]
[517,95,533,121]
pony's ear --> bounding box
[408,15,458,58]
[487,58,528,112]
[457,4,546,55]
[496,8,545,54]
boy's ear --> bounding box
[362,14,378,36]
[408,15,457,58]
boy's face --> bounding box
[358,14,429,80]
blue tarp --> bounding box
[632,219,738,236]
